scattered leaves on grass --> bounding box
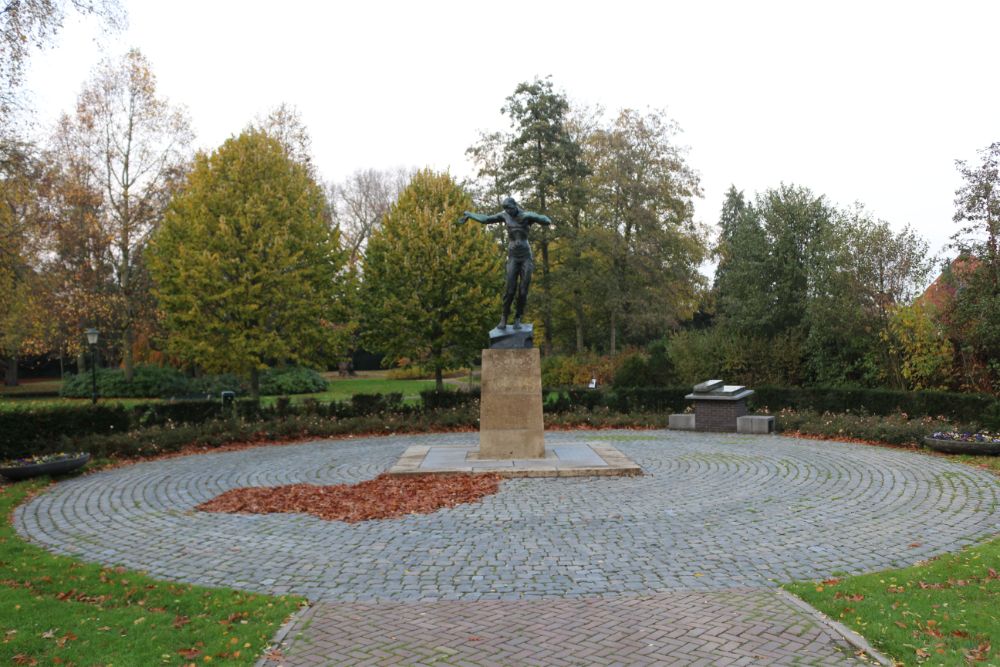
[196,473,502,522]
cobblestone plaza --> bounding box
[14,430,999,665]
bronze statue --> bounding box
[458,197,552,330]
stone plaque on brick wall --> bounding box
[479,348,545,459]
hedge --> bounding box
[748,386,1000,426]
[60,364,327,399]
[4,384,998,461]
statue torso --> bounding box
[503,212,532,260]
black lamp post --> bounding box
[85,328,99,405]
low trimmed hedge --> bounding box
[60,365,327,399]
[748,386,1000,427]
[5,383,999,462]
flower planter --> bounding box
[923,437,1000,456]
[0,453,91,481]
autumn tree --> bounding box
[586,108,706,354]
[0,140,63,384]
[148,130,351,398]
[61,48,192,380]
[806,209,934,387]
[0,0,125,125]
[251,103,315,173]
[947,141,1000,391]
[329,167,413,266]
[361,170,500,390]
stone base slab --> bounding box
[737,415,775,434]
[387,442,642,478]
[668,414,696,430]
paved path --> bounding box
[14,431,1000,665]
[262,591,863,666]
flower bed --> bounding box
[924,431,1000,455]
[0,452,91,480]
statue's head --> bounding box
[502,197,519,215]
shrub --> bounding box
[0,405,131,459]
[541,353,627,388]
[189,373,244,396]
[61,365,190,398]
[607,387,689,413]
[420,388,479,410]
[774,409,971,447]
[612,353,652,388]
[749,386,997,422]
[258,366,328,395]
[350,392,404,416]
[133,400,227,428]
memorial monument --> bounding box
[457,197,550,458]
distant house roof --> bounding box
[919,256,980,312]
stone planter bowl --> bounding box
[923,437,1000,456]
[0,453,91,481]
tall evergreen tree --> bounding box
[495,78,589,353]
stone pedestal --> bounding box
[479,347,545,459]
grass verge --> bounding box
[0,478,303,666]
[786,537,1000,665]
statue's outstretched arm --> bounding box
[522,211,553,226]
[457,211,504,225]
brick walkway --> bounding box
[262,591,863,666]
[14,430,999,664]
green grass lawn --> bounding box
[0,379,61,396]
[0,479,303,665]
[0,376,446,411]
[258,377,441,406]
[786,537,1000,665]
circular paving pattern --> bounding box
[14,430,999,602]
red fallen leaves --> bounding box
[196,473,503,523]
[833,591,865,601]
[966,641,992,662]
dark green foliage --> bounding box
[133,400,226,428]
[774,410,969,447]
[750,386,998,423]
[349,392,404,417]
[0,405,131,459]
[420,389,479,411]
[188,373,243,396]
[7,382,998,463]
[61,365,189,398]
[60,364,325,398]
[259,366,328,395]
[607,387,689,413]
[612,354,653,388]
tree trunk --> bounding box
[435,366,444,392]
[610,310,617,356]
[123,326,135,381]
[3,356,17,387]
[249,366,260,400]
[540,237,553,356]
[573,289,585,354]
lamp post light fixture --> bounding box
[85,328,98,405]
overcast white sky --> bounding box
[22,0,1000,264]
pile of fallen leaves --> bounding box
[196,473,502,522]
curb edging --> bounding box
[774,588,894,666]
[255,602,314,667]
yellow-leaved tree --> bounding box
[148,130,353,398]
[361,170,500,391]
